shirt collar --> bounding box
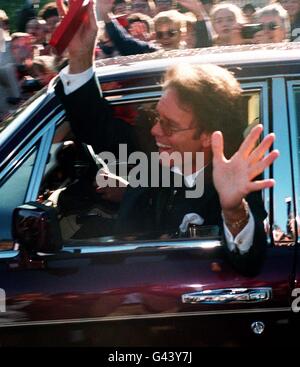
[171,165,207,188]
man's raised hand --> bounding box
[211,124,279,213]
[56,0,98,73]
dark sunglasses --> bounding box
[156,29,179,39]
[261,21,281,31]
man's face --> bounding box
[280,0,300,18]
[212,9,239,42]
[155,22,181,50]
[128,21,150,41]
[11,36,34,64]
[26,19,46,43]
[254,14,285,43]
[151,88,209,172]
[45,15,59,36]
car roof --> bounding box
[94,43,300,80]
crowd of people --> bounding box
[0,0,300,121]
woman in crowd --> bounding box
[211,3,246,45]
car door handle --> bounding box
[181,288,272,304]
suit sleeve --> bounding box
[105,20,158,56]
[194,20,214,48]
[55,74,136,154]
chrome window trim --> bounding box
[272,77,294,236]
[0,111,64,254]
[0,102,62,171]
[0,307,291,329]
[25,124,56,201]
[61,239,222,255]
[100,74,300,99]
[0,112,63,183]
[241,82,270,208]
[286,80,300,218]
[0,93,47,147]
[25,111,65,202]
[0,143,39,185]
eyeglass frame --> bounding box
[155,29,180,39]
[259,21,281,31]
[152,113,197,137]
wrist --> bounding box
[223,199,250,230]
[68,51,94,74]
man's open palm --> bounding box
[211,124,279,211]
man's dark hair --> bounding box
[242,3,256,14]
[38,2,59,21]
[128,12,154,33]
[163,64,246,157]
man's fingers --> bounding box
[248,133,275,164]
[239,124,263,158]
[248,178,276,192]
[87,0,98,29]
[211,131,225,162]
[249,150,280,179]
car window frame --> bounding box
[271,77,299,247]
[286,77,300,239]
[0,110,64,251]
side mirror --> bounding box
[12,202,62,254]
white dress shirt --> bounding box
[172,166,255,255]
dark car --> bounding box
[0,43,300,346]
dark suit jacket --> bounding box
[55,75,267,276]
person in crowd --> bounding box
[97,0,213,55]
[253,3,290,43]
[112,0,130,15]
[98,1,181,54]
[55,1,279,275]
[10,32,34,67]
[0,9,10,36]
[154,0,175,13]
[16,0,40,32]
[97,21,120,58]
[38,2,60,39]
[201,0,215,16]
[26,18,47,46]
[0,10,12,66]
[177,0,215,48]
[278,0,300,40]
[126,13,154,41]
[25,18,50,55]
[0,62,21,121]
[242,3,256,23]
[130,0,156,16]
[153,9,186,50]
[28,55,56,87]
[211,3,246,45]
[0,31,35,118]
